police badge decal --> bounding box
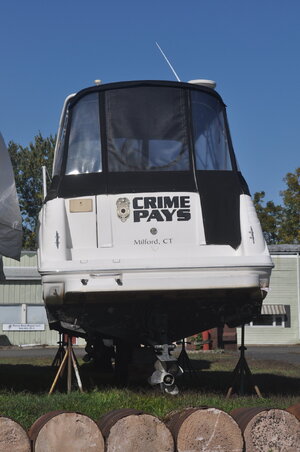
[116,198,130,222]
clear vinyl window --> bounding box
[60,86,234,176]
[191,91,232,171]
[66,93,102,175]
[53,107,69,177]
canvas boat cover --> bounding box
[0,133,22,264]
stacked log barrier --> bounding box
[287,402,300,421]
[230,407,300,451]
[165,407,244,452]
[97,408,174,451]
[0,404,299,450]
[29,411,105,452]
[0,416,31,452]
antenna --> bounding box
[155,42,181,82]
[42,166,47,199]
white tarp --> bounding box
[0,256,4,281]
[0,133,22,263]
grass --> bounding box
[0,349,299,429]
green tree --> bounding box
[253,191,283,244]
[8,133,55,249]
[254,167,299,245]
[278,167,300,243]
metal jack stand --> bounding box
[49,335,83,394]
[51,333,66,367]
[177,339,199,383]
[226,325,262,398]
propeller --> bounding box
[148,359,183,395]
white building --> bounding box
[238,245,300,345]
[0,252,84,346]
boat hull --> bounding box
[41,264,271,344]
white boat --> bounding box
[38,80,273,390]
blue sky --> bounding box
[0,0,299,204]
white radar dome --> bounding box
[188,79,216,89]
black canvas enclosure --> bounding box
[48,80,250,248]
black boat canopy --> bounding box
[53,81,235,181]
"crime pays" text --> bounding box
[133,196,191,222]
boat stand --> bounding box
[177,339,200,383]
[51,333,66,367]
[49,335,83,394]
[226,324,262,398]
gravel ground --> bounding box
[0,346,85,359]
[0,345,299,365]
[246,345,300,366]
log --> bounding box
[230,407,300,451]
[165,407,243,452]
[29,411,104,452]
[98,408,174,452]
[0,416,30,452]
[286,403,300,421]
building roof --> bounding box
[3,266,40,280]
[2,251,40,281]
[268,244,300,254]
